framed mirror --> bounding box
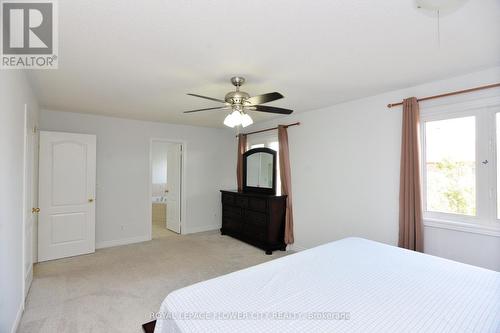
[243,147,277,194]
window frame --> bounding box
[246,132,279,150]
[420,104,500,236]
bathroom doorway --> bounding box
[149,140,184,239]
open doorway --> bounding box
[149,140,184,239]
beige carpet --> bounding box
[18,230,289,333]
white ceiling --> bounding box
[28,0,500,128]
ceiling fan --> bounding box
[184,76,293,128]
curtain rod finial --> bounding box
[387,104,393,108]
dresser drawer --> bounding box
[222,217,242,233]
[235,196,248,208]
[244,210,267,226]
[242,222,266,242]
[223,206,241,219]
[221,192,235,205]
[248,197,267,212]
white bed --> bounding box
[154,237,500,333]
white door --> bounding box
[166,143,182,233]
[38,131,96,262]
[23,106,35,297]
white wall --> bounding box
[39,110,235,249]
[0,71,39,333]
[244,67,500,271]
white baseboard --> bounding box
[11,301,24,333]
[24,265,33,298]
[183,224,220,235]
[96,235,150,249]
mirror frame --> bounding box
[242,147,277,195]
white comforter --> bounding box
[154,237,500,333]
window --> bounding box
[424,116,476,216]
[421,106,500,232]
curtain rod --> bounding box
[387,83,500,109]
[236,122,300,137]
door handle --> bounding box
[88,198,94,203]
[32,208,40,213]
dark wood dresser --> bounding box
[220,190,287,254]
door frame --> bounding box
[148,138,187,238]
[22,104,35,301]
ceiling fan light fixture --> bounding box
[223,112,237,128]
[223,110,243,128]
[241,113,253,128]
[223,110,253,128]
[230,110,243,126]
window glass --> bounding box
[269,141,281,195]
[425,116,476,216]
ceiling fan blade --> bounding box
[187,93,226,103]
[246,92,284,105]
[249,105,293,115]
[183,106,228,114]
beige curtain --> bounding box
[278,125,294,244]
[236,134,247,192]
[398,97,423,252]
